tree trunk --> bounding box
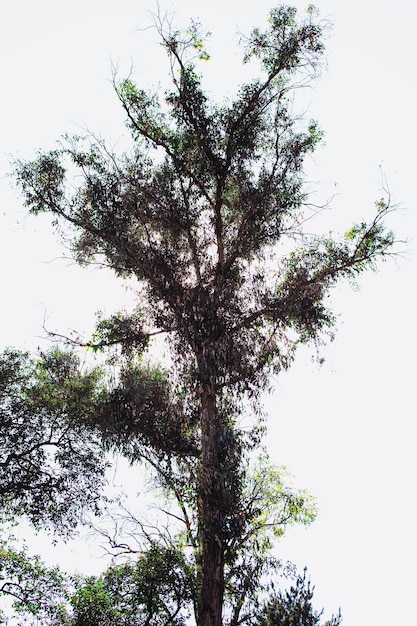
[198,384,225,626]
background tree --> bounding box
[0,538,339,626]
[67,546,194,626]
[0,535,67,625]
[255,569,341,626]
[0,347,107,533]
[12,5,396,626]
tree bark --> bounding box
[198,384,225,626]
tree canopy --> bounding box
[5,4,397,625]
[0,348,107,533]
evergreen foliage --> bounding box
[255,569,342,626]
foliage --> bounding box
[255,568,342,626]
[67,546,194,626]
[0,540,337,626]
[91,309,149,355]
[0,348,108,534]
[0,535,68,625]
[222,457,317,626]
[93,357,201,459]
[9,4,397,625]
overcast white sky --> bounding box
[1,1,416,624]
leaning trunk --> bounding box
[198,384,225,626]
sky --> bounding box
[1,0,416,624]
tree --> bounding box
[60,560,340,626]
[0,347,107,533]
[255,569,342,626]
[12,5,396,625]
[67,546,195,626]
[0,347,318,624]
[0,539,339,626]
[0,535,68,625]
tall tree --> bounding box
[13,5,395,625]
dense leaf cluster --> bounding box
[95,360,201,458]
[68,546,194,626]
[0,348,107,533]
